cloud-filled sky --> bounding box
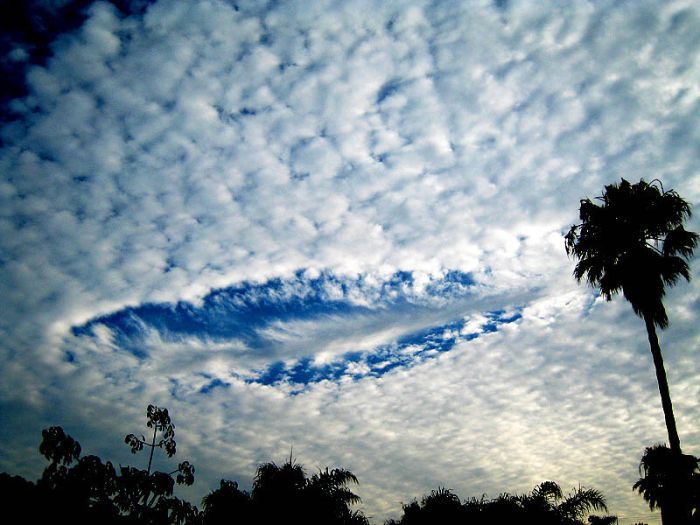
[1,0,699,522]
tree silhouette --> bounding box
[34,426,122,523]
[402,487,465,523]
[0,473,41,520]
[201,479,252,524]
[125,404,179,475]
[306,467,368,525]
[11,406,199,524]
[247,456,368,524]
[4,421,624,525]
[552,484,608,524]
[588,516,618,525]
[252,458,306,503]
[565,178,698,456]
[385,480,613,525]
[120,404,196,524]
[633,444,700,525]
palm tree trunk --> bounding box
[643,314,682,455]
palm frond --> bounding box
[663,226,699,258]
[558,487,608,520]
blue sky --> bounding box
[1,1,699,523]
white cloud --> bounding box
[1,1,699,523]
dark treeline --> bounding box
[1,405,700,524]
[6,404,687,525]
[385,483,614,525]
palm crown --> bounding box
[565,178,697,328]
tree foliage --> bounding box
[385,480,614,525]
[0,416,370,525]
[118,405,196,524]
[633,444,700,524]
[125,405,180,469]
[565,178,697,328]
[0,406,197,524]
[242,459,368,525]
[1,415,629,525]
[566,177,697,515]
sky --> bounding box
[1,0,699,523]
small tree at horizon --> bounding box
[29,406,198,524]
[121,404,196,523]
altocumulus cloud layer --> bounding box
[1,0,699,522]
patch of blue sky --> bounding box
[376,78,404,104]
[71,270,366,353]
[254,358,350,389]
[199,378,231,394]
[70,269,520,375]
[68,270,518,376]
[481,309,522,333]
[250,308,522,387]
[71,269,476,348]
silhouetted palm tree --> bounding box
[555,485,608,524]
[414,487,465,523]
[251,459,306,504]
[634,444,700,525]
[251,459,367,524]
[518,481,608,525]
[565,179,698,455]
[306,467,366,524]
[307,467,361,505]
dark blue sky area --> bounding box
[253,308,521,387]
[73,270,475,342]
[0,0,155,123]
[71,270,521,388]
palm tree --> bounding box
[555,485,609,524]
[251,459,368,524]
[414,487,466,523]
[251,459,307,505]
[522,481,609,525]
[307,468,367,525]
[633,444,700,525]
[565,178,698,455]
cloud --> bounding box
[1,0,699,523]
